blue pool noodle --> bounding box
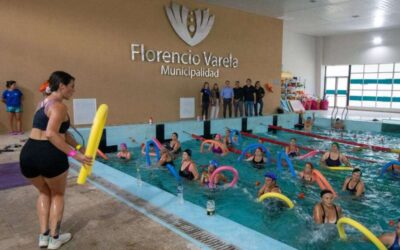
[166,164,181,183]
[380,160,400,176]
[145,140,160,167]
[230,129,242,146]
[277,151,296,177]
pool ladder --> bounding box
[331,106,349,127]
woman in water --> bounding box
[285,138,300,158]
[313,189,343,224]
[223,129,233,148]
[117,143,131,160]
[258,172,281,197]
[342,168,365,197]
[246,147,267,169]
[200,160,226,186]
[320,142,351,167]
[165,132,181,158]
[158,147,174,167]
[299,162,315,183]
[304,113,315,132]
[379,219,400,250]
[179,149,199,180]
[207,134,228,156]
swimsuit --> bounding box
[252,157,265,169]
[179,163,194,180]
[301,174,313,182]
[325,153,341,166]
[346,178,363,195]
[212,145,223,154]
[319,203,339,224]
[287,146,299,158]
[389,233,400,250]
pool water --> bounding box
[100,128,400,250]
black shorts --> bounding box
[20,138,69,178]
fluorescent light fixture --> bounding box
[373,10,385,27]
[373,36,382,45]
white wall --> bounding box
[282,27,318,96]
[323,27,400,65]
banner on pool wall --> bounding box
[129,2,240,79]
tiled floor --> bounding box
[0,133,198,250]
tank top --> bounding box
[32,100,70,133]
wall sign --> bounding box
[130,1,240,79]
[165,2,214,47]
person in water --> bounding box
[379,219,400,250]
[333,118,345,130]
[165,132,181,158]
[313,189,343,224]
[158,147,174,167]
[179,149,199,180]
[223,129,233,148]
[117,143,131,160]
[387,154,400,173]
[258,172,281,197]
[299,162,315,183]
[285,138,300,158]
[141,143,156,156]
[207,134,228,156]
[304,113,315,131]
[200,160,227,186]
[320,142,351,167]
[342,168,365,197]
[246,147,267,169]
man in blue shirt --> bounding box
[2,80,23,134]
[221,80,234,118]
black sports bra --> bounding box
[32,101,70,134]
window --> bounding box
[346,62,400,109]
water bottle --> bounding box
[177,184,184,204]
[206,199,215,216]
[136,167,142,187]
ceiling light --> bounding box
[352,15,360,18]
[373,37,382,45]
[373,10,385,27]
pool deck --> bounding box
[0,133,199,250]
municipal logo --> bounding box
[165,2,215,47]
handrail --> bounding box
[341,106,349,121]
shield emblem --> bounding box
[165,2,215,47]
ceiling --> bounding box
[195,0,400,36]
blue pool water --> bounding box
[99,128,400,250]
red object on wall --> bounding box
[320,99,329,110]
